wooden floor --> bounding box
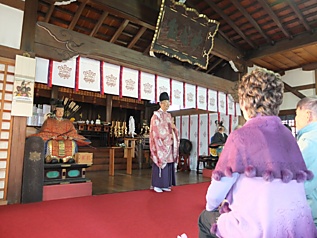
[86,168,210,195]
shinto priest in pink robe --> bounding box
[150,98,180,189]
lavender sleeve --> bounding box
[205,172,240,211]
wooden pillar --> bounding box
[7,0,38,204]
[51,86,59,99]
[145,101,157,125]
[140,110,144,125]
[7,117,27,204]
[106,94,112,123]
[20,0,38,53]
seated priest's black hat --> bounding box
[56,100,64,108]
[159,92,169,102]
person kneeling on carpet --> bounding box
[29,100,91,164]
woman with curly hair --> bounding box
[198,68,317,237]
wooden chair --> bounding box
[196,155,218,174]
[178,139,192,171]
[178,152,190,171]
[196,143,222,174]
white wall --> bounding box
[0,4,23,49]
[280,68,316,110]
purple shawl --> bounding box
[213,115,313,182]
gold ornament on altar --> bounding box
[110,120,128,138]
[140,120,150,136]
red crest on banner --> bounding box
[106,74,117,87]
[57,64,72,79]
[125,78,136,91]
[83,70,96,83]
[143,83,153,94]
[187,92,194,102]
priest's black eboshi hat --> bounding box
[159,92,169,102]
[55,100,64,108]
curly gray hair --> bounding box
[238,68,284,118]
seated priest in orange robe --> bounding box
[30,102,90,164]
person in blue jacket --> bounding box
[296,96,317,228]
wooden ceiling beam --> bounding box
[217,30,237,48]
[279,109,295,116]
[89,0,156,30]
[302,62,317,71]
[0,0,24,10]
[143,44,151,55]
[246,31,317,60]
[283,82,305,99]
[257,0,292,39]
[68,0,88,30]
[0,45,24,60]
[213,36,247,71]
[89,0,246,68]
[44,3,55,23]
[231,0,271,44]
[89,11,109,37]
[34,22,236,93]
[206,58,223,74]
[128,26,146,49]
[291,83,315,91]
[204,0,256,49]
[286,0,312,32]
[110,19,129,43]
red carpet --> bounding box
[0,182,209,238]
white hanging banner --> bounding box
[121,67,138,99]
[35,57,49,84]
[232,116,239,131]
[189,114,198,170]
[78,57,100,92]
[156,75,170,102]
[171,79,183,106]
[199,114,209,157]
[208,89,217,112]
[175,115,180,130]
[227,94,235,115]
[51,57,76,88]
[103,62,120,96]
[197,86,207,110]
[184,83,196,108]
[181,115,189,139]
[218,92,226,114]
[140,72,155,101]
[235,102,242,116]
[11,55,36,117]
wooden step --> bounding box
[79,147,140,172]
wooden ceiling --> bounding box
[6,0,317,87]
[34,0,317,83]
